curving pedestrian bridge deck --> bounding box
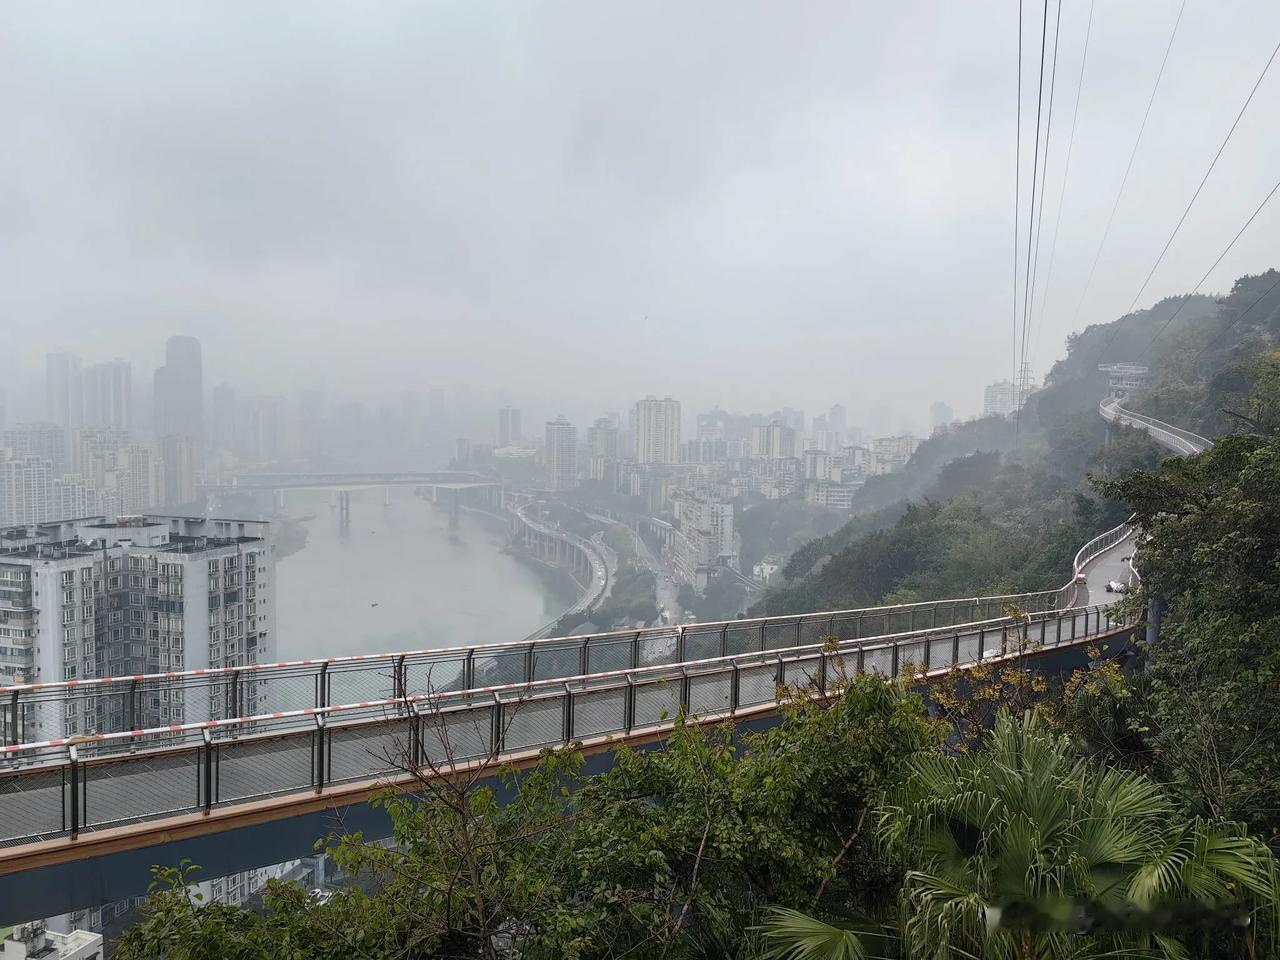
[0,399,1204,922]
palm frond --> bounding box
[757,907,892,960]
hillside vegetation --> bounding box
[753,273,1276,616]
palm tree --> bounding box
[762,712,1278,960]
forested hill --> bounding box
[752,270,1276,618]
[1128,270,1280,436]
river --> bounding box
[274,487,576,659]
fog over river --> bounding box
[274,487,576,659]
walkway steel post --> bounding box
[731,663,741,713]
[317,662,329,709]
[410,707,422,769]
[202,729,214,813]
[8,690,17,746]
[127,679,138,731]
[625,677,637,733]
[562,684,574,743]
[394,655,407,711]
[490,693,504,755]
[313,715,326,794]
[68,745,80,839]
[464,650,475,689]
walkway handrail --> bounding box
[1100,398,1212,455]
[0,604,1099,760]
[0,601,1140,850]
[0,589,1067,700]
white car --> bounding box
[1105,580,1128,593]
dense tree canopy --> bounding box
[1097,356,1280,839]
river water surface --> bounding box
[274,487,574,659]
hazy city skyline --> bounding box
[6,2,1280,423]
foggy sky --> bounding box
[3,1,1279,428]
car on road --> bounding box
[1105,580,1128,593]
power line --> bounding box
[1190,271,1280,362]
[1067,0,1187,333]
[1014,0,1051,448]
[1133,174,1280,362]
[1012,0,1024,395]
[1031,0,1095,364]
[1121,35,1280,318]
[1020,0,1063,394]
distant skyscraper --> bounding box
[930,400,954,428]
[154,336,204,444]
[242,396,290,462]
[828,403,847,439]
[211,384,238,454]
[82,359,132,430]
[544,416,578,491]
[983,380,1017,418]
[45,350,82,430]
[587,417,619,459]
[779,407,805,435]
[498,406,522,448]
[159,433,196,508]
[633,396,681,465]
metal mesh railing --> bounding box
[1,588,1075,750]
[0,602,1140,848]
[1100,398,1212,456]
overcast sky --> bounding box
[3,1,1279,429]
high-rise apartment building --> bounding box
[2,422,69,475]
[585,417,619,485]
[930,400,954,429]
[633,395,681,465]
[82,359,132,430]
[544,416,577,491]
[0,453,53,527]
[497,406,522,448]
[586,417,619,459]
[751,420,797,459]
[154,335,204,444]
[45,351,82,430]
[983,380,1017,418]
[671,496,736,589]
[0,514,274,744]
